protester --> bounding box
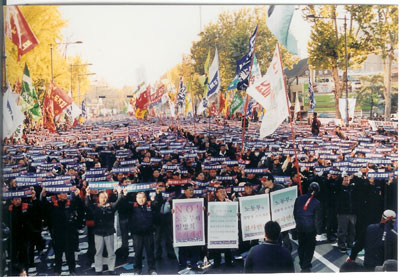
[125,188,163,275]
[311,112,321,136]
[293,182,322,272]
[244,221,294,273]
[85,187,124,275]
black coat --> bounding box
[364,222,398,268]
[128,192,162,235]
[294,193,322,233]
[244,242,295,273]
[334,183,360,215]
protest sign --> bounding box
[270,186,297,232]
[239,194,271,241]
[207,202,239,249]
[172,198,205,247]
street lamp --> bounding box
[78,73,96,106]
[50,41,83,82]
[307,14,349,123]
[70,63,92,97]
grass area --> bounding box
[302,93,369,111]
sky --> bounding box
[57,4,312,89]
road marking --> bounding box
[292,240,340,272]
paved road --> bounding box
[4,228,364,276]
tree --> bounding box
[190,7,298,97]
[5,6,92,105]
[357,74,384,118]
[352,5,398,120]
[303,5,372,119]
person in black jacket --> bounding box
[334,173,359,252]
[349,210,397,271]
[293,182,322,272]
[40,188,83,275]
[127,188,163,275]
[85,187,123,274]
[244,221,294,273]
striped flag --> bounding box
[308,76,316,112]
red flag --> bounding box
[136,85,151,110]
[4,6,39,61]
[210,103,217,116]
[42,90,56,133]
[49,83,73,117]
[219,92,225,114]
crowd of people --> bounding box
[1,113,398,275]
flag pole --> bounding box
[240,25,258,160]
[277,43,302,195]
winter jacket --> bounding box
[294,192,322,233]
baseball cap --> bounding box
[382,210,396,222]
[260,173,274,182]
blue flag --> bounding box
[236,25,258,91]
[308,76,316,112]
[227,75,239,91]
[177,77,186,107]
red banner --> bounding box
[136,85,151,110]
[150,84,165,106]
[5,6,39,61]
[49,83,73,117]
[210,103,217,116]
[42,90,56,133]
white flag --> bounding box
[206,48,221,99]
[294,92,301,114]
[247,44,289,138]
[3,87,25,138]
[339,98,356,122]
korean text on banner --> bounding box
[172,198,205,247]
[239,194,271,241]
[270,186,297,232]
[207,202,239,249]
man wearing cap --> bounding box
[349,210,397,271]
[258,173,284,194]
[293,182,322,272]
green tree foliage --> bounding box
[190,7,298,96]
[303,5,372,119]
[357,74,384,117]
[351,5,398,120]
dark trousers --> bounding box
[54,237,76,273]
[178,246,202,269]
[118,217,130,257]
[132,233,155,273]
[208,249,232,266]
[28,232,45,264]
[10,238,29,270]
[297,231,316,270]
[281,231,293,252]
[155,219,174,258]
[326,205,338,238]
[87,226,95,263]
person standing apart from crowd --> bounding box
[85,187,124,275]
[311,112,321,136]
[293,182,322,272]
[244,221,294,273]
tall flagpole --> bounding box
[240,26,258,160]
[277,44,302,195]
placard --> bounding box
[239,194,270,241]
[207,202,238,249]
[172,198,205,247]
[270,186,297,232]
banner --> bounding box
[247,44,288,138]
[42,89,56,133]
[229,91,244,117]
[207,48,221,99]
[239,194,271,241]
[270,186,297,232]
[236,25,258,91]
[88,181,119,190]
[50,83,73,117]
[207,202,239,249]
[136,85,151,110]
[150,84,165,106]
[266,5,298,55]
[339,98,356,121]
[19,64,41,121]
[368,120,398,131]
[172,198,205,247]
[3,87,25,138]
[4,6,39,61]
